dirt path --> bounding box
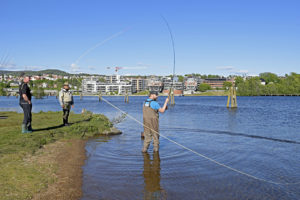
[33,139,86,200]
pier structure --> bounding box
[98,93,102,102]
[227,86,237,108]
[124,90,129,103]
[169,88,175,105]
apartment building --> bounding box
[131,78,147,93]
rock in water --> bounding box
[103,127,122,135]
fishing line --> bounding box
[71,27,131,69]
[100,97,300,186]
[67,18,299,185]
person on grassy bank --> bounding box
[142,91,169,153]
[19,76,33,133]
[59,82,74,126]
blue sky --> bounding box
[1,0,299,76]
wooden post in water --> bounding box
[124,90,129,103]
[98,93,102,102]
[80,92,83,101]
[170,88,175,105]
[227,86,237,108]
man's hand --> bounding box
[28,100,31,104]
[72,105,74,108]
[165,97,170,104]
[61,105,64,109]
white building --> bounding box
[184,78,198,94]
[82,78,132,95]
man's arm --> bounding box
[71,94,74,108]
[58,91,64,107]
[21,84,31,104]
[22,94,31,104]
[158,97,169,113]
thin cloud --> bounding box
[216,66,235,71]
[217,65,249,75]
[0,63,17,70]
[236,69,249,74]
[88,66,96,70]
[70,63,80,73]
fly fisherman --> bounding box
[59,82,74,126]
[19,76,32,133]
[142,91,169,153]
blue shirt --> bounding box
[145,99,161,110]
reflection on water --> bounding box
[143,152,166,200]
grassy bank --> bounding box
[0,111,112,200]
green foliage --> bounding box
[234,76,244,87]
[201,74,222,79]
[198,83,212,92]
[32,87,46,99]
[177,75,184,82]
[98,77,106,82]
[135,90,149,95]
[0,82,9,96]
[237,73,300,96]
[223,81,233,89]
[259,72,279,84]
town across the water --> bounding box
[82,75,235,95]
[0,71,236,96]
[2,70,299,97]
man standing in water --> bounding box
[59,82,74,126]
[142,91,169,152]
[19,76,32,133]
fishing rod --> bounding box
[68,28,130,94]
[62,19,300,186]
[161,15,176,105]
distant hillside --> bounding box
[0,69,71,76]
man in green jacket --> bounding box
[59,82,74,126]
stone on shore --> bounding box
[102,127,122,135]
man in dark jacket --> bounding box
[19,76,32,133]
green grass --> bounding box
[0,111,112,200]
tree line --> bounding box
[235,72,300,96]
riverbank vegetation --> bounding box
[236,72,300,96]
[0,111,112,200]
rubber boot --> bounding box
[141,132,145,140]
[142,144,149,153]
[27,123,33,132]
[153,145,159,152]
[22,124,27,134]
[64,118,69,126]
[26,124,32,133]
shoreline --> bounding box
[33,139,87,200]
[0,111,116,200]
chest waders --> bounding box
[142,100,159,152]
[62,91,72,125]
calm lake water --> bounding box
[1,96,300,200]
